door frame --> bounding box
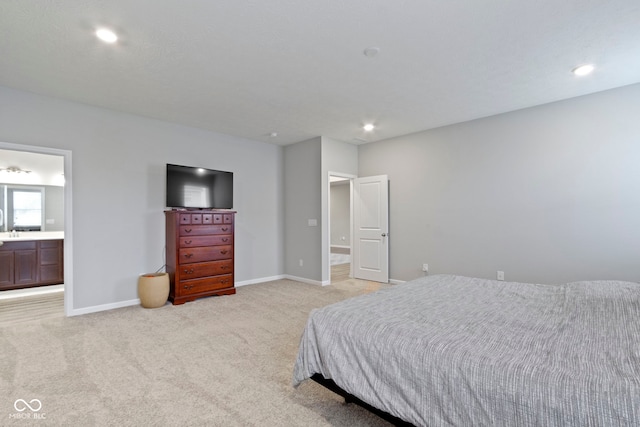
[0,141,73,316]
[327,171,356,283]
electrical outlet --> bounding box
[299,259,303,267]
[497,270,505,281]
[422,263,429,272]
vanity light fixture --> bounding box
[96,28,118,43]
[0,166,32,174]
[572,64,595,77]
[363,123,375,132]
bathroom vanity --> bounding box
[0,232,64,290]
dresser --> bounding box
[165,210,236,304]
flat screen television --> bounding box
[166,164,233,209]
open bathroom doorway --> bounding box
[0,141,73,321]
[329,174,353,284]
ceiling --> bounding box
[1,1,639,146]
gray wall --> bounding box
[284,137,322,281]
[283,136,357,283]
[321,137,358,283]
[0,85,284,310]
[330,182,350,247]
[44,185,64,231]
[359,83,640,284]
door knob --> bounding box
[381,233,388,237]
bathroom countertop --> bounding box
[0,231,64,242]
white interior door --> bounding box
[353,175,389,282]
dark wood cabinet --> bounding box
[165,210,236,304]
[0,251,14,286]
[0,239,64,290]
[38,240,64,283]
[14,246,38,285]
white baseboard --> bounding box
[284,275,330,286]
[238,275,331,287]
[235,275,286,287]
[66,273,392,316]
[69,298,140,317]
[330,245,351,249]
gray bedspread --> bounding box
[293,274,640,426]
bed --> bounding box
[293,274,640,426]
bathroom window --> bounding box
[13,190,42,227]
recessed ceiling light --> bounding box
[269,132,278,138]
[572,64,594,77]
[363,123,375,132]
[96,28,118,43]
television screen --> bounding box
[166,164,233,209]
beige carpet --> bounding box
[1,279,392,426]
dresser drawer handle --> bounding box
[221,227,229,232]
[220,250,228,255]
[183,284,195,290]
[221,265,228,270]
[184,240,192,244]
[222,238,229,242]
[185,253,194,258]
[185,228,192,233]
[183,268,195,274]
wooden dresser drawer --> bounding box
[179,274,233,295]
[181,213,230,225]
[179,224,233,236]
[166,209,236,305]
[178,260,233,279]
[179,235,232,247]
[179,245,232,264]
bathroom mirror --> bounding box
[0,184,64,232]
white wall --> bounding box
[0,85,284,311]
[359,84,640,284]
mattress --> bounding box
[293,274,640,426]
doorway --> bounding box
[0,141,73,317]
[328,174,354,283]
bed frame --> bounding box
[310,373,415,426]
